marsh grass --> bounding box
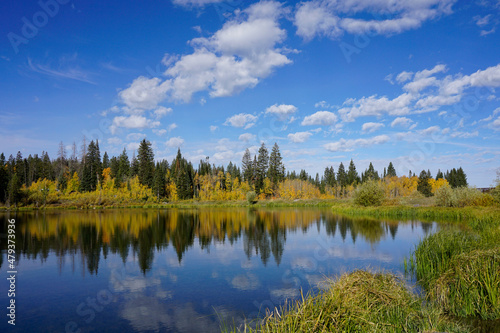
[222,270,466,333]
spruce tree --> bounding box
[387,162,396,177]
[255,143,269,193]
[268,143,285,185]
[417,170,433,197]
[337,162,347,194]
[0,153,9,203]
[137,139,155,188]
[242,148,253,183]
[347,159,359,185]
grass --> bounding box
[408,222,500,320]
[222,270,467,333]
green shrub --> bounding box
[353,180,385,206]
[435,186,494,207]
[246,191,257,204]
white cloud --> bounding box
[127,133,147,141]
[474,14,492,27]
[390,117,413,128]
[238,133,256,142]
[164,1,291,101]
[419,125,441,136]
[288,131,313,143]
[294,0,455,40]
[119,76,170,111]
[224,113,258,129]
[314,100,331,108]
[396,71,413,83]
[172,0,224,6]
[301,111,338,126]
[338,93,413,122]
[165,137,185,148]
[153,106,173,119]
[361,122,385,134]
[324,135,390,152]
[127,142,140,152]
[110,115,160,134]
[265,104,297,119]
[153,129,168,136]
[450,130,479,138]
[210,125,219,132]
[107,137,123,146]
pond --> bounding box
[0,208,439,332]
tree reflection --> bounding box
[0,209,424,275]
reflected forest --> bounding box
[0,209,432,275]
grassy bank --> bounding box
[0,198,339,211]
[222,205,500,332]
[223,270,467,333]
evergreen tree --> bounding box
[137,139,155,188]
[153,162,166,200]
[417,170,433,197]
[130,152,139,177]
[102,152,110,169]
[241,148,253,183]
[323,166,336,187]
[364,162,379,181]
[87,140,102,191]
[347,159,359,185]
[337,162,347,196]
[456,167,467,187]
[386,162,396,177]
[118,148,130,183]
[268,143,285,185]
[7,173,22,206]
[0,153,8,202]
[255,143,269,193]
[436,169,444,180]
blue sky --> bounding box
[1,0,499,187]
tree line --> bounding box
[0,138,468,206]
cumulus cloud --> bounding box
[324,135,390,152]
[153,106,173,119]
[361,122,385,134]
[224,113,258,129]
[301,111,338,126]
[390,117,413,128]
[110,115,160,134]
[165,1,292,101]
[239,133,256,142]
[288,131,313,143]
[294,0,456,40]
[165,137,185,148]
[265,103,297,120]
[337,63,500,121]
[119,77,170,111]
[210,125,218,132]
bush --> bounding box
[246,191,257,204]
[435,186,495,207]
[353,180,385,207]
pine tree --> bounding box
[118,148,130,184]
[242,148,253,183]
[255,143,269,193]
[364,162,379,181]
[337,162,347,196]
[436,169,444,180]
[137,139,155,188]
[347,159,359,185]
[456,167,468,187]
[417,170,433,197]
[7,173,22,206]
[0,153,8,203]
[102,152,110,169]
[153,162,166,200]
[268,143,285,185]
[387,162,396,177]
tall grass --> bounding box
[408,212,500,320]
[222,270,466,333]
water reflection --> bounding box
[0,209,432,275]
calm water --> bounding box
[0,208,438,333]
